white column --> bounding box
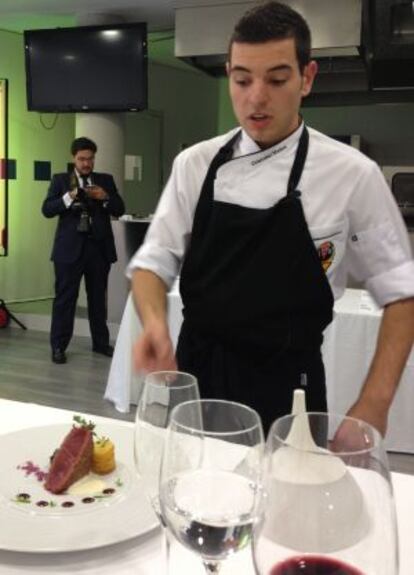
[74,13,129,326]
[75,11,127,193]
[75,113,125,191]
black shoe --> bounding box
[52,348,67,364]
[92,344,114,358]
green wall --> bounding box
[124,61,219,216]
[217,77,414,165]
[0,30,219,310]
[218,78,237,133]
[0,30,75,304]
[302,104,414,165]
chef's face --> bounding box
[73,149,95,176]
[227,38,317,149]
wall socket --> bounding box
[125,155,143,181]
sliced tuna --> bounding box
[44,427,93,494]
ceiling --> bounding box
[0,0,227,33]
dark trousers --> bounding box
[177,322,327,436]
[50,239,110,351]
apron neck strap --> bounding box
[216,130,241,164]
[200,130,241,200]
[287,125,309,196]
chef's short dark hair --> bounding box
[71,137,97,156]
[228,1,311,72]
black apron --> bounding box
[177,126,334,433]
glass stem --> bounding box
[203,560,221,573]
[154,502,170,575]
[161,525,171,575]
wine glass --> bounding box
[254,412,399,575]
[159,399,265,574]
[133,371,200,570]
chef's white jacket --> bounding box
[128,123,414,308]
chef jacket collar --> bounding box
[236,121,305,158]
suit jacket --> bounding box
[42,171,125,263]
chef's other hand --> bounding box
[345,398,388,438]
[133,320,177,373]
[330,398,387,456]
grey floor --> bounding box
[0,326,133,422]
[0,326,413,475]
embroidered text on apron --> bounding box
[177,126,334,432]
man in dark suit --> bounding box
[42,137,125,364]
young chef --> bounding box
[128,1,414,434]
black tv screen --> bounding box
[24,23,148,112]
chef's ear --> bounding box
[301,60,318,98]
[225,61,230,77]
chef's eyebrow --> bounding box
[229,64,292,74]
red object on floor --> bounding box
[0,302,9,328]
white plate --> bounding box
[0,423,158,552]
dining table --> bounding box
[0,398,413,574]
[105,285,414,453]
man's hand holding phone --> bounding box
[85,185,108,201]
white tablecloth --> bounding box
[0,399,412,574]
[105,287,414,453]
[104,283,183,412]
[322,290,414,453]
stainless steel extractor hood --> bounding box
[175,0,363,77]
[174,0,414,104]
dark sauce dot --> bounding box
[62,501,75,508]
[17,493,30,500]
[82,497,95,504]
[36,500,49,507]
[102,488,115,495]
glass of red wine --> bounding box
[253,412,398,575]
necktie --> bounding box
[80,175,90,188]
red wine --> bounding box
[270,555,364,574]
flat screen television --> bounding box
[24,23,148,112]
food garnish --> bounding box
[72,415,96,432]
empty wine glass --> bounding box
[254,412,399,575]
[159,399,265,574]
[133,371,200,571]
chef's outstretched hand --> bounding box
[133,319,177,373]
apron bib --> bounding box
[177,127,334,432]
